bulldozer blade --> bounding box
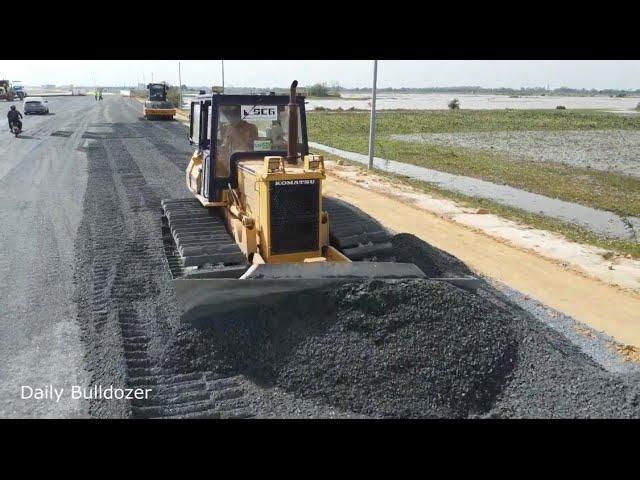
[174,277,345,324]
[173,262,426,324]
[173,262,483,324]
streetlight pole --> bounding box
[368,60,378,170]
[221,60,225,91]
[178,61,183,109]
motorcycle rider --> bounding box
[7,105,22,132]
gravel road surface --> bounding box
[0,97,94,417]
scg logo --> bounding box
[244,107,276,117]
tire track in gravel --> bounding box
[74,116,256,418]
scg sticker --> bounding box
[242,105,278,120]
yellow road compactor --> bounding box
[161,81,480,323]
[143,83,176,120]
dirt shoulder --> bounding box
[323,172,640,348]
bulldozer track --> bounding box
[161,198,247,274]
[323,196,394,260]
[75,126,255,419]
[160,195,397,278]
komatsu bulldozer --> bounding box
[143,82,176,120]
[161,81,480,323]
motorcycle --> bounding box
[9,120,21,138]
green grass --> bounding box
[309,109,640,136]
[317,151,640,259]
[307,110,640,218]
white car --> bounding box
[23,97,50,115]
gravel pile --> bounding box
[479,287,640,418]
[277,279,517,418]
[390,233,475,278]
[162,233,640,418]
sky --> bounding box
[2,60,639,90]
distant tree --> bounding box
[448,98,460,110]
[307,83,331,97]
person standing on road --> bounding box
[7,105,22,132]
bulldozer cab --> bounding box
[189,93,308,202]
[148,83,168,102]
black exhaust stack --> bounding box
[287,80,298,165]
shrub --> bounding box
[556,105,566,110]
[308,83,331,97]
[448,98,460,110]
[307,82,341,98]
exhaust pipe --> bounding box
[287,80,298,164]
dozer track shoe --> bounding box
[161,198,247,275]
[323,196,394,260]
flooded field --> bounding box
[307,92,640,112]
[393,130,640,178]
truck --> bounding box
[11,81,26,100]
[0,80,14,101]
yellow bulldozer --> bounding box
[161,81,480,323]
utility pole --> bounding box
[221,60,225,91]
[178,61,183,109]
[368,60,378,170]
[151,72,154,83]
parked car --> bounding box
[23,97,50,115]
